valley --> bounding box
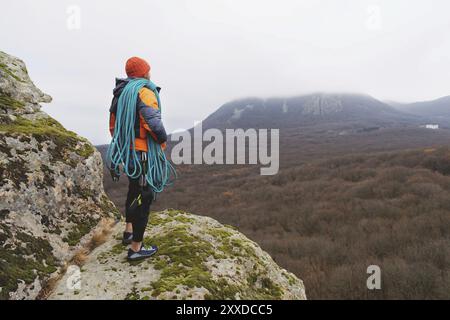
[100,92,450,299]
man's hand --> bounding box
[109,168,120,182]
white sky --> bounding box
[1,0,450,144]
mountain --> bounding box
[391,96,450,126]
[201,93,421,131]
[49,209,306,300]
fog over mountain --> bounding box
[390,96,450,126]
[201,93,423,131]
[2,0,450,144]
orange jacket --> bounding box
[109,79,167,152]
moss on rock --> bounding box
[143,212,292,300]
[0,93,25,110]
[0,62,23,83]
[144,224,220,297]
[99,194,121,220]
[63,215,99,247]
[0,226,58,300]
[39,164,55,188]
[1,156,29,189]
[0,116,94,166]
[49,210,306,300]
[76,143,95,158]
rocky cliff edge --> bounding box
[0,51,305,300]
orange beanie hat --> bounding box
[125,57,151,78]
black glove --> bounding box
[109,168,120,182]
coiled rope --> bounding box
[106,78,176,193]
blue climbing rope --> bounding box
[106,78,176,193]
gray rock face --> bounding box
[49,210,306,300]
[0,51,51,110]
[302,94,344,115]
[0,51,119,300]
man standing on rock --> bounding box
[108,57,167,261]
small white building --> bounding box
[424,124,439,130]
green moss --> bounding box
[148,214,173,226]
[260,277,283,297]
[283,272,298,286]
[224,224,239,231]
[63,228,88,246]
[0,116,85,167]
[207,227,234,240]
[165,209,186,217]
[218,237,247,258]
[144,224,226,298]
[39,164,55,188]
[63,216,98,246]
[99,194,121,218]
[75,143,94,158]
[1,157,29,188]
[87,211,285,300]
[125,287,141,300]
[0,116,94,168]
[97,252,109,264]
[110,243,126,255]
[143,213,283,300]
[205,226,257,261]
[174,215,195,224]
[0,94,25,110]
[147,211,195,227]
[248,273,258,285]
[0,227,58,300]
[71,184,94,200]
[0,62,23,82]
[50,226,62,235]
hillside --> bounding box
[391,96,450,126]
[49,210,306,300]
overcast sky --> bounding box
[1,0,450,144]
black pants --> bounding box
[125,176,153,242]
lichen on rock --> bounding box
[0,51,119,300]
[49,210,306,300]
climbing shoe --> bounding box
[122,232,133,246]
[127,245,158,262]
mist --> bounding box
[1,0,449,144]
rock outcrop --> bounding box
[0,51,119,299]
[49,210,306,300]
[0,51,305,300]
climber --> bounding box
[108,56,167,261]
